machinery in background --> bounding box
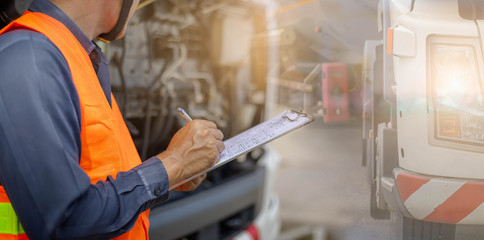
[362,0,484,239]
[0,0,281,239]
[108,1,281,239]
[107,0,269,161]
[264,0,379,123]
[110,1,281,239]
[321,63,349,123]
[274,61,350,123]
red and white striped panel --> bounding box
[395,169,484,224]
[232,224,259,240]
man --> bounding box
[0,0,225,239]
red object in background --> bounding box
[232,224,259,240]
[322,63,349,123]
[246,224,259,240]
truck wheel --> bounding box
[396,213,456,240]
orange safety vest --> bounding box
[0,12,150,240]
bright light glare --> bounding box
[431,44,482,107]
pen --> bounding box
[177,107,192,123]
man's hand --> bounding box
[173,174,207,192]
[157,120,224,189]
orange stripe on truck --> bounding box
[386,27,394,55]
[396,173,430,203]
[424,182,484,224]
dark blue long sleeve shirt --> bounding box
[0,0,170,239]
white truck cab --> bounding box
[363,0,484,238]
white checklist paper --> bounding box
[170,110,313,190]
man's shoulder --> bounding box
[0,28,48,43]
[0,29,63,59]
[0,28,81,120]
[0,28,71,75]
[0,28,75,96]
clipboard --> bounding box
[170,109,314,190]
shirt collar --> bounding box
[29,0,97,55]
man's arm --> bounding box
[0,30,170,239]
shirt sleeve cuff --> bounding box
[133,157,169,201]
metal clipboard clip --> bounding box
[283,109,309,121]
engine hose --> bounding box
[140,37,171,159]
[114,38,129,117]
[149,92,169,143]
[144,44,186,150]
[141,94,153,160]
[151,104,175,144]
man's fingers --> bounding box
[174,174,207,192]
[187,174,206,190]
[210,129,224,140]
[198,173,207,182]
[215,140,225,154]
[194,119,217,129]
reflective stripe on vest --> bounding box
[0,12,150,239]
[0,203,24,235]
[0,187,27,240]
